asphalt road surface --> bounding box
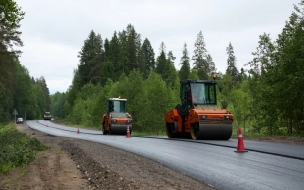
[27,120,304,190]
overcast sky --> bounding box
[15,0,300,94]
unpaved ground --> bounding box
[0,124,213,190]
[1,124,303,190]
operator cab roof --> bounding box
[180,80,216,84]
[107,98,127,101]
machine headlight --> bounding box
[126,119,132,124]
[200,115,207,120]
[224,116,230,119]
[111,119,117,123]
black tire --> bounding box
[166,123,174,138]
[190,124,199,140]
[102,124,108,135]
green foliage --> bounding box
[36,76,51,111]
[0,0,25,121]
[0,124,49,174]
[68,83,103,127]
[13,64,36,119]
[189,69,199,80]
[242,2,304,136]
[0,0,25,56]
[136,71,175,134]
[0,55,17,121]
[32,84,46,119]
[50,92,66,119]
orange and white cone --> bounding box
[126,126,131,138]
[235,128,248,153]
[77,128,80,134]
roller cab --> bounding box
[102,98,132,135]
[165,78,234,140]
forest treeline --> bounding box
[0,0,51,121]
[1,0,304,136]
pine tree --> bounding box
[36,76,51,112]
[103,38,110,61]
[192,31,208,79]
[100,61,114,85]
[206,54,216,77]
[226,42,239,85]
[118,30,129,75]
[140,38,155,79]
[0,0,24,121]
[78,30,104,86]
[166,50,178,87]
[13,64,36,119]
[167,51,176,65]
[109,31,120,79]
[179,43,190,80]
[0,0,24,56]
[126,24,141,71]
[155,42,169,80]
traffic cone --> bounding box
[126,126,131,138]
[235,128,248,153]
[77,128,80,134]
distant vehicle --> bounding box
[16,117,24,124]
[43,112,52,120]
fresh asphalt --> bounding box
[27,120,304,190]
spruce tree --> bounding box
[155,42,169,80]
[206,54,216,77]
[78,30,104,86]
[192,31,208,79]
[225,42,239,85]
[109,31,120,79]
[104,38,110,61]
[36,76,51,112]
[140,38,155,79]
[179,43,190,80]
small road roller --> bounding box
[102,98,132,135]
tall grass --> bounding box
[0,123,49,174]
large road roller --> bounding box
[165,75,234,140]
[102,97,132,135]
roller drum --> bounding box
[197,123,232,140]
[110,124,132,135]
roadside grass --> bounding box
[0,123,49,174]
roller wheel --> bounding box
[102,124,108,135]
[166,123,175,138]
[108,126,111,135]
[190,124,199,140]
